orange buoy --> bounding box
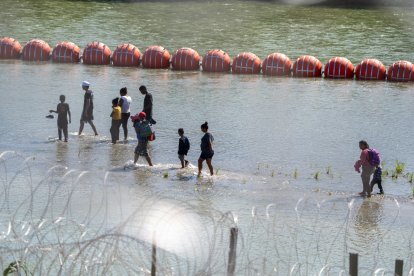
[355,59,386,80]
[292,55,322,78]
[387,60,414,82]
[262,53,292,76]
[82,42,111,65]
[324,57,354,79]
[202,49,231,73]
[52,41,80,63]
[232,52,261,74]
[112,43,141,67]
[0,37,21,59]
[142,45,170,69]
[171,48,200,70]
[22,39,51,61]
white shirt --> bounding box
[120,95,131,113]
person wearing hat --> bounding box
[78,81,98,136]
[133,111,153,166]
[139,85,156,125]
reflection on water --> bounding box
[0,154,413,274]
[353,199,384,253]
[55,141,68,164]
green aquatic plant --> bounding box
[395,160,405,175]
[382,169,389,178]
[314,171,320,180]
[3,260,31,275]
[163,172,169,178]
[408,172,414,183]
[271,170,275,177]
[326,166,331,175]
[391,170,398,180]
[293,169,298,179]
[412,187,414,197]
[215,168,220,175]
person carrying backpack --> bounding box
[354,140,377,198]
[132,112,153,166]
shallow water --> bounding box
[1,0,414,274]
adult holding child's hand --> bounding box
[354,140,376,198]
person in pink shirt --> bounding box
[354,140,376,197]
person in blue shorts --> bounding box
[198,122,214,177]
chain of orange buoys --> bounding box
[1,37,413,82]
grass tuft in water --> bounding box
[293,169,298,179]
[408,172,414,183]
[215,168,220,175]
[163,172,169,178]
[326,166,331,175]
[3,261,30,276]
[395,160,405,175]
[314,171,320,180]
[391,170,398,180]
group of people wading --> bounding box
[49,81,215,177]
[49,81,384,188]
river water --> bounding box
[1,0,414,275]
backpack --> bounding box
[368,149,381,167]
[135,121,154,138]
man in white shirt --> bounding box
[118,87,132,141]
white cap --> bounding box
[81,81,90,87]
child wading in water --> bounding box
[110,97,121,144]
[49,95,71,142]
[198,122,214,177]
[178,128,190,168]
[371,166,384,194]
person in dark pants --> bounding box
[198,122,214,177]
[110,97,121,144]
[370,166,384,194]
[118,87,131,141]
[133,112,153,166]
[177,128,190,168]
[139,85,156,124]
[78,81,98,136]
[49,95,71,142]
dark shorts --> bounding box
[135,140,149,156]
[80,113,93,123]
[199,151,214,160]
[178,154,187,160]
[121,113,130,126]
[57,121,68,129]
